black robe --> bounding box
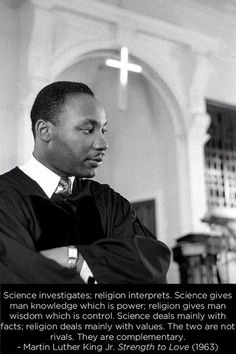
[0,168,170,283]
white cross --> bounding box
[105,47,142,110]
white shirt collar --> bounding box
[19,155,75,198]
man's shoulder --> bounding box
[0,168,27,206]
[0,167,42,197]
[0,167,20,188]
[80,179,130,204]
[86,179,111,191]
[79,178,112,196]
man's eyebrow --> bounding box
[76,119,108,127]
[81,119,108,126]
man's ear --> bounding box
[35,119,52,142]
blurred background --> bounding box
[2,0,236,283]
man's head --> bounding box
[31,81,95,136]
[31,81,108,178]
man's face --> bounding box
[47,93,108,178]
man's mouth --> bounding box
[86,155,104,167]
[90,157,103,163]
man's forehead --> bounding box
[65,93,103,112]
[66,92,94,106]
[62,93,107,124]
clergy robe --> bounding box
[0,167,170,283]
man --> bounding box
[0,81,170,283]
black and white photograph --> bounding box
[0,0,236,353]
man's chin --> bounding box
[75,168,97,178]
[86,171,96,178]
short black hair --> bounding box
[30,81,94,136]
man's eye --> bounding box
[83,128,94,134]
[102,129,107,135]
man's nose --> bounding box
[93,133,108,151]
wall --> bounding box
[17,1,35,164]
[0,0,20,173]
[96,0,236,110]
